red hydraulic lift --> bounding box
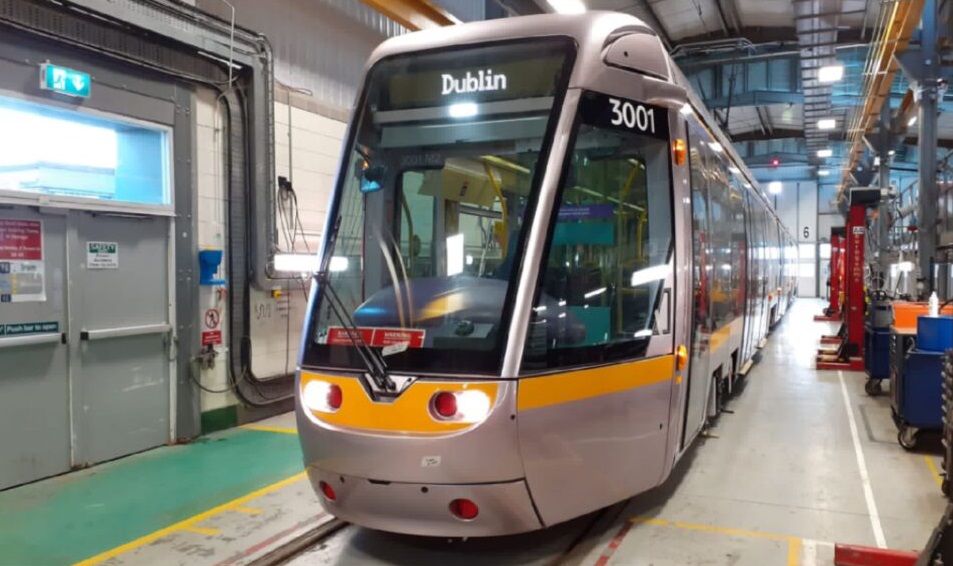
[817,188,881,371]
[816,227,847,323]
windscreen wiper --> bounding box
[314,217,396,396]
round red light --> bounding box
[432,392,458,419]
[449,498,479,520]
[319,481,336,501]
[327,384,343,410]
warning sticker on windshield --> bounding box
[324,327,425,349]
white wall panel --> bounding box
[796,181,818,242]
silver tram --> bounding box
[295,12,797,537]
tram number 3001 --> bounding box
[609,98,656,134]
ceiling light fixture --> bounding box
[818,169,830,176]
[817,149,833,158]
[817,118,836,130]
[546,0,586,14]
[768,181,782,194]
[818,65,844,83]
[908,115,918,127]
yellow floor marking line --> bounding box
[182,526,221,536]
[230,505,263,515]
[242,424,299,435]
[73,471,307,566]
[925,456,944,487]
[631,516,801,566]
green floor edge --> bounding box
[0,427,303,566]
[201,405,239,434]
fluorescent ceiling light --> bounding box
[817,118,836,130]
[743,182,752,188]
[708,142,724,153]
[679,103,693,116]
[908,115,918,127]
[448,102,478,118]
[547,0,586,13]
[818,65,844,83]
[768,181,782,194]
[874,156,881,167]
[818,169,831,176]
[274,253,320,273]
[817,149,833,158]
[888,150,896,156]
[446,233,465,276]
[729,166,740,174]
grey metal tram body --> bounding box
[295,12,796,537]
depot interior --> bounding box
[1,0,952,565]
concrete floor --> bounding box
[288,298,947,566]
[20,299,942,566]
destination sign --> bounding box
[379,39,572,111]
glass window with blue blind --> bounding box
[0,96,171,209]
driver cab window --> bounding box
[523,91,673,371]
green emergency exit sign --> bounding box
[39,63,91,98]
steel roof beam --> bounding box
[675,26,871,46]
[794,9,870,20]
[837,0,926,200]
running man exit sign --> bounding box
[39,63,91,98]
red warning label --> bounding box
[0,219,42,261]
[324,327,425,348]
[201,330,222,346]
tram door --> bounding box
[683,125,713,446]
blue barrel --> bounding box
[916,315,953,352]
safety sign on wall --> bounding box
[202,308,223,346]
[0,219,46,303]
[87,242,119,269]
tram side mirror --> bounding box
[360,164,387,194]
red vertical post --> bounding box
[829,234,842,313]
[845,204,867,358]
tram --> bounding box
[295,12,797,537]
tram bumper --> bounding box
[306,467,543,536]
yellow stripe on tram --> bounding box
[518,355,674,411]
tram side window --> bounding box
[707,160,736,329]
[728,181,747,316]
[522,93,673,371]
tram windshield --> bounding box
[303,39,576,374]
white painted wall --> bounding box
[194,89,234,411]
[194,88,347,411]
[248,98,346,378]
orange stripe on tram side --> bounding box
[517,355,675,411]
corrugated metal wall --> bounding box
[197,0,406,113]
